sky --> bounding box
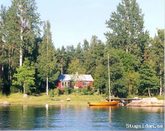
[0,0,164,48]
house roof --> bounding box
[58,74,94,81]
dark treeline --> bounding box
[0,0,164,97]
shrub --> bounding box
[49,89,55,97]
[64,87,73,95]
[54,88,64,95]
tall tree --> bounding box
[105,0,149,60]
[0,5,6,68]
[0,5,6,63]
[84,36,105,75]
[37,21,57,95]
[152,29,164,95]
[10,0,40,67]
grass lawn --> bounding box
[0,93,105,106]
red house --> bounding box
[57,74,94,88]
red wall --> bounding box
[57,81,93,88]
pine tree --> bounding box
[37,21,57,95]
[152,29,164,95]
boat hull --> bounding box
[88,101,119,106]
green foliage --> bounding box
[64,87,73,95]
[0,0,164,98]
[151,29,164,95]
[77,87,94,95]
[68,58,86,74]
[124,71,140,96]
[105,49,139,97]
[94,63,107,94]
[37,21,58,95]
[12,59,35,94]
[53,88,64,96]
[37,21,57,80]
[138,63,159,96]
[49,89,55,97]
[105,0,149,59]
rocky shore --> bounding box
[127,97,164,107]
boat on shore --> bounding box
[88,101,119,106]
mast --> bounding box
[108,54,111,101]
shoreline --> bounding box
[0,93,164,107]
[0,93,105,106]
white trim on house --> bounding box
[58,74,94,82]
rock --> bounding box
[23,94,28,98]
[134,97,139,99]
[127,97,164,107]
[66,98,71,101]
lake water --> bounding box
[0,105,164,130]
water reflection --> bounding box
[127,106,164,113]
[0,105,164,130]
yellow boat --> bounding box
[88,101,119,106]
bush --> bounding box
[64,87,73,95]
[54,88,64,96]
[79,87,94,95]
[49,89,55,97]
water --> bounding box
[0,105,164,130]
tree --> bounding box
[83,39,89,51]
[12,59,35,94]
[0,5,6,64]
[93,63,107,94]
[37,21,57,95]
[83,36,105,75]
[138,63,159,96]
[124,71,139,96]
[152,29,164,95]
[10,0,40,67]
[105,0,149,59]
[68,58,86,74]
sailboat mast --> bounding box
[108,54,111,101]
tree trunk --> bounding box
[20,16,23,67]
[159,77,162,96]
[23,83,26,94]
[8,49,12,87]
[159,66,162,96]
[46,76,49,95]
[19,47,23,67]
[148,88,151,97]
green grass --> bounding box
[156,95,164,100]
[1,93,163,106]
[0,93,105,106]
